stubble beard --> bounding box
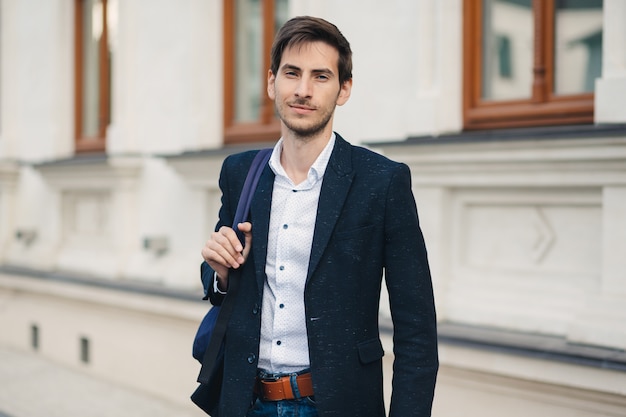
[277,100,335,142]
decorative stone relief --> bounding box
[62,190,112,247]
[34,156,142,278]
[460,200,600,274]
[447,188,602,335]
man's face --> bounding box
[267,41,351,139]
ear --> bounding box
[336,78,352,106]
[267,70,276,100]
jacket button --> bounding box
[247,354,256,364]
[252,304,260,315]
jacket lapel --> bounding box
[250,164,275,294]
[307,134,354,282]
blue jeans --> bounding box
[246,397,318,417]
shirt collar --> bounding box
[269,133,336,187]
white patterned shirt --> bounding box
[257,134,336,373]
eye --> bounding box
[284,70,298,78]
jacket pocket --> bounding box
[334,224,375,241]
[357,338,385,364]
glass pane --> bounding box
[554,0,603,95]
[234,0,262,123]
[234,0,288,124]
[81,0,102,138]
[481,0,533,101]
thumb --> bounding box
[237,222,253,259]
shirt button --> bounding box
[276,341,282,346]
[279,303,284,309]
[279,265,285,271]
[283,224,288,229]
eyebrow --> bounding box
[280,64,335,77]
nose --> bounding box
[295,78,312,98]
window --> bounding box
[224,0,288,144]
[463,0,603,130]
[74,0,117,152]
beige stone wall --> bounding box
[1,273,624,416]
[377,135,626,352]
[0,273,205,409]
[434,364,626,417]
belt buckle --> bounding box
[262,376,281,384]
[259,372,283,383]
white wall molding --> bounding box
[376,134,626,350]
[33,156,143,278]
[166,152,229,248]
[0,162,20,262]
[36,156,143,191]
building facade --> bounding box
[0,0,625,415]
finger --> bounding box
[237,222,252,233]
[217,226,245,254]
[204,228,244,268]
[222,225,244,253]
[238,222,253,259]
[201,244,237,273]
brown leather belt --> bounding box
[255,372,314,401]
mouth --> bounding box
[289,102,316,114]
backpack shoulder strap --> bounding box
[198,147,272,383]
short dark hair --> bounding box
[270,16,353,85]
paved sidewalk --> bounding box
[0,346,203,417]
[0,337,395,417]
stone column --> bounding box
[409,0,463,136]
[602,187,626,296]
[594,0,626,123]
[568,185,626,348]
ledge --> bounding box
[366,124,626,187]
[33,153,110,168]
[161,141,275,161]
[367,124,626,147]
[0,265,201,303]
[0,270,208,326]
[437,322,626,372]
[4,266,625,373]
[0,161,20,188]
[33,155,143,190]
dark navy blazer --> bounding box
[199,133,438,417]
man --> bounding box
[198,16,438,417]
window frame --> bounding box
[74,0,110,153]
[463,0,595,130]
[223,0,281,144]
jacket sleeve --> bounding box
[384,163,438,417]
[200,261,227,306]
[200,152,249,306]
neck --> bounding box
[280,131,331,185]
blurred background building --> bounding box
[0,0,625,415]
